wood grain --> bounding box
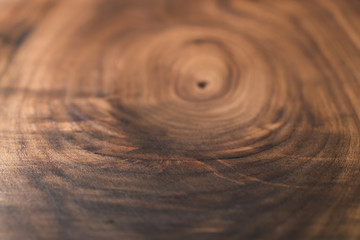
[0,0,360,239]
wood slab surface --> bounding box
[0,0,360,239]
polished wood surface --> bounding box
[0,0,360,239]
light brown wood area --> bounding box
[0,0,360,239]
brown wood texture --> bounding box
[0,0,360,239]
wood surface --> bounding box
[0,0,360,239]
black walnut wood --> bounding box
[0,0,360,239]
